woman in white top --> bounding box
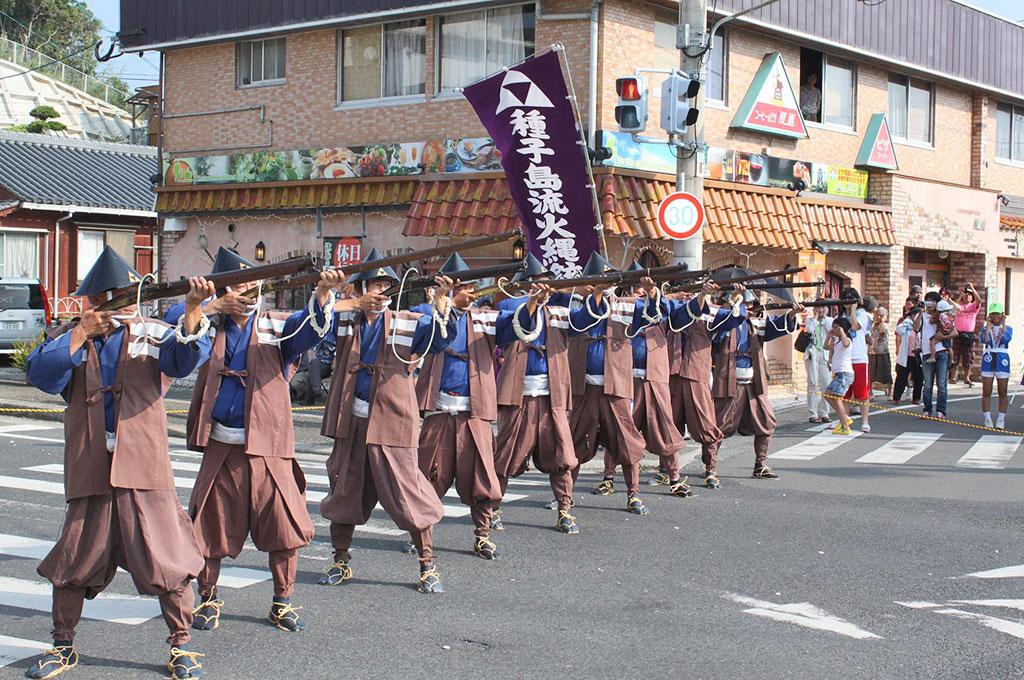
[892,297,923,405]
[804,307,833,423]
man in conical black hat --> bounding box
[25,246,216,679]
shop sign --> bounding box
[730,52,808,139]
[855,113,899,170]
[323,237,362,268]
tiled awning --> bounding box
[155,178,419,214]
[703,179,809,249]
[800,198,896,246]
[404,175,519,237]
[1001,214,1024,230]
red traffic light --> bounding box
[616,77,642,101]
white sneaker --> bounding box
[997,414,1006,430]
[984,414,994,428]
[861,424,871,433]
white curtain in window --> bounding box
[907,80,932,143]
[2,233,38,278]
[705,33,725,102]
[441,11,487,92]
[1013,108,1024,162]
[996,104,1012,160]
[486,6,526,73]
[77,231,105,283]
[105,230,135,266]
[824,58,853,127]
[383,21,426,97]
[888,78,908,139]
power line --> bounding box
[0,40,102,82]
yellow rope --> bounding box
[0,405,325,415]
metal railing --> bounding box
[0,36,130,109]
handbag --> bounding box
[794,330,812,353]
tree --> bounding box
[7,105,67,134]
[0,0,103,75]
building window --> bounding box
[0,232,39,278]
[340,20,426,102]
[236,38,286,87]
[996,102,1024,163]
[1005,267,1012,313]
[799,49,854,128]
[888,74,933,144]
[438,4,536,93]
[77,230,135,284]
[654,20,675,50]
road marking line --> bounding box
[725,593,881,639]
[0,432,64,444]
[0,576,160,625]
[955,435,1022,469]
[932,607,1024,640]
[894,601,942,609]
[769,430,864,461]
[0,635,50,669]
[0,475,64,495]
[0,532,270,588]
[966,564,1024,579]
[0,424,58,434]
[950,599,1024,612]
[855,432,943,465]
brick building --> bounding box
[118,0,1024,378]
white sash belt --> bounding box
[352,397,371,419]
[210,422,246,445]
[585,374,605,386]
[105,431,116,453]
[735,366,755,383]
[435,391,471,414]
[522,374,550,397]
[632,368,647,380]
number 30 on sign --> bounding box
[657,192,705,240]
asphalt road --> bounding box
[0,386,1023,679]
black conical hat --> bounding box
[75,245,141,297]
[582,251,616,277]
[438,252,471,276]
[627,261,644,272]
[348,248,399,284]
[511,252,550,282]
[210,247,254,275]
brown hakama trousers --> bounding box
[321,415,444,565]
[417,412,502,538]
[189,440,314,598]
[570,384,647,494]
[711,382,777,467]
[632,377,686,477]
[38,488,203,644]
[670,375,726,473]
[493,396,576,511]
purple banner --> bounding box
[463,50,600,278]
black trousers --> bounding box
[893,355,923,402]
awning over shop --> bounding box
[1001,214,1024,230]
[404,175,518,237]
[155,178,419,214]
[703,179,809,250]
[800,198,895,246]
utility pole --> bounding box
[674,0,706,270]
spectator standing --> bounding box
[799,72,822,122]
[892,297,923,405]
[868,306,892,393]
[916,291,956,418]
[804,306,833,423]
[951,283,981,387]
[824,317,855,435]
[840,291,874,432]
[979,302,1012,429]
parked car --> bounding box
[0,278,50,353]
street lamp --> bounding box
[512,238,525,260]
[254,241,266,262]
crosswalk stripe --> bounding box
[16,465,527,520]
[855,432,943,465]
[0,532,271,589]
[0,635,49,669]
[0,576,160,625]
[769,430,864,461]
[0,424,59,434]
[956,435,1022,469]
[966,564,1024,579]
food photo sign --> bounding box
[162,138,505,186]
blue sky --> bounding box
[85,0,1023,85]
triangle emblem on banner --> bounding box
[496,69,554,114]
[730,52,808,139]
[855,113,899,170]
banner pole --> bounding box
[553,43,609,257]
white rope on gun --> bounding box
[390,266,446,366]
[112,273,162,358]
[259,287,336,346]
[512,301,543,343]
[497,276,529,300]
[706,302,740,333]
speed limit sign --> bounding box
[657,192,705,240]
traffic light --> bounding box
[660,73,700,136]
[615,75,648,133]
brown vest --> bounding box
[495,305,571,410]
[641,322,670,384]
[569,295,635,399]
[712,318,770,399]
[59,319,175,501]
[321,309,425,448]
[417,307,498,421]
[186,311,296,457]
[669,301,725,381]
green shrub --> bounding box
[10,333,44,371]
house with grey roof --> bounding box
[0,131,158,309]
